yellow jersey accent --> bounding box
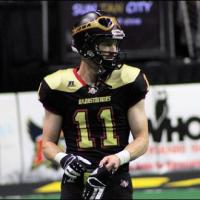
[106,64,140,89]
[44,64,141,92]
[143,73,150,91]
[44,69,82,93]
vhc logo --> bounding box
[149,90,200,142]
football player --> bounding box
[38,10,149,199]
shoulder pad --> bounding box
[106,64,140,89]
[44,69,82,92]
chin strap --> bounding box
[86,69,112,95]
[95,66,112,89]
[89,50,126,91]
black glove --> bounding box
[60,154,91,180]
[82,166,112,200]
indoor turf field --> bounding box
[1,173,200,199]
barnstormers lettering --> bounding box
[79,96,111,105]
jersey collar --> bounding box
[73,67,87,86]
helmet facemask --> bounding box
[94,37,123,69]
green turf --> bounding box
[133,188,200,199]
[1,188,200,199]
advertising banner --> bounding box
[130,83,200,174]
[17,92,63,183]
[0,93,22,184]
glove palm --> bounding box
[60,154,91,180]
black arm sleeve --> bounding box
[38,80,63,115]
[126,71,149,108]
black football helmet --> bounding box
[71,11,125,82]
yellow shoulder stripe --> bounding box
[106,64,140,89]
[44,65,141,92]
[44,69,82,93]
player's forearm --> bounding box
[114,134,148,166]
[42,140,64,161]
[125,135,149,161]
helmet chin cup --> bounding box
[92,49,125,72]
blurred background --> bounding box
[0,1,200,199]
